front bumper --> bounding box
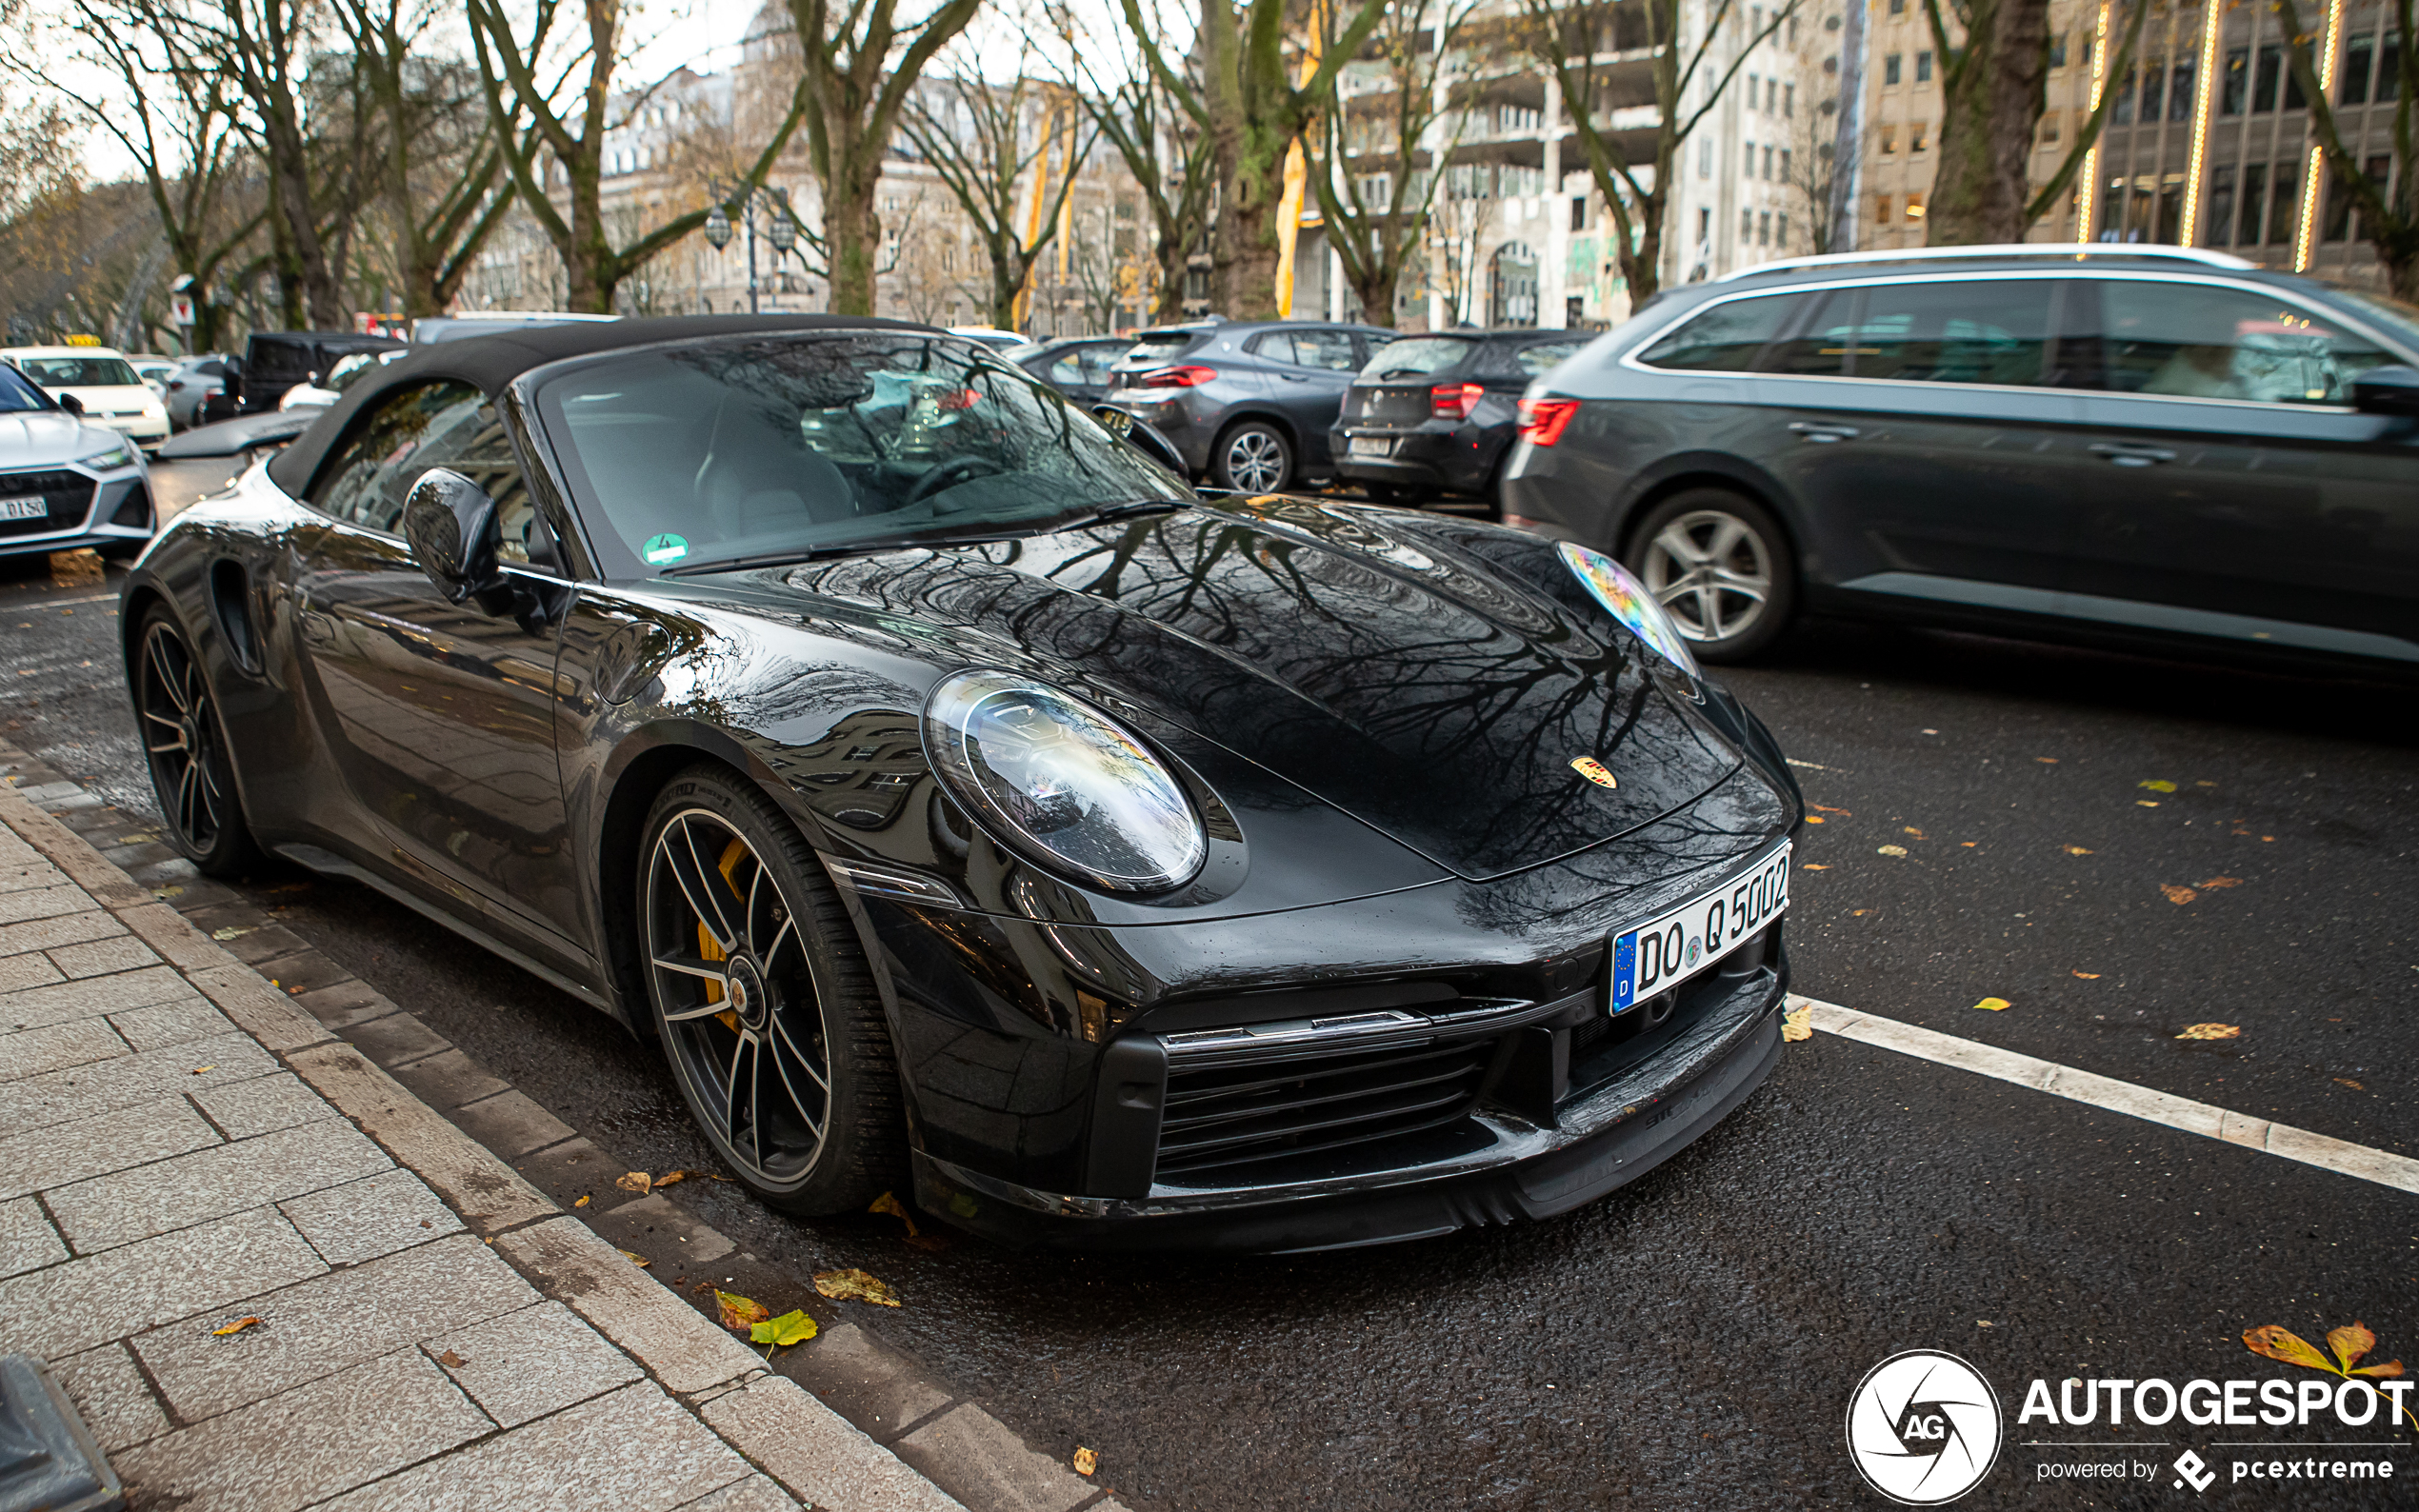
[0,469,153,559]
[912,945,1789,1253]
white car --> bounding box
[0,361,153,564]
[276,348,409,410]
[129,356,178,393]
[0,346,171,449]
[948,326,1030,350]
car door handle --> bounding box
[1279,373,1308,383]
[1788,422,1858,443]
[2090,443,2176,467]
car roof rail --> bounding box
[1715,244,2261,281]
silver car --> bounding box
[0,362,154,565]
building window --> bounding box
[1885,52,1902,86]
[1881,125,1898,154]
[2042,112,2061,145]
[2222,47,2249,114]
[2206,164,2236,245]
[1889,0,1904,12]
[2384,33,2405,99]
[2167,58,2196,120]
[1699,137,1714,177]
[1916,50,1932,84]
[1758,210,1771,246]
[1742,208,1755,241]
[1781,148,1793,180]
[1746,141,1758,177]
[1699,207,1713,244]
[1912,121,1929,151]
[2267,161,2299,244]
[2343,32,2376,103]
[2235,162,2267,245]
[1763,145,1775,178]
[1785,83,1796,116]
[1905,193,1926,222]
[2050,31,2067,68]
[1778,212,1789,245]
[1878,194,1893,223]
[1750,5,1763,35]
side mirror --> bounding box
[1090,403,1189,477]
[402,468,506,604]
[57,393,83,416]
[2352,364,2419,417]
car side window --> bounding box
[1635,293,1805,371]
[1049,352,1090,387]
[1247,330,1298,364]
[2077,279,2396,405]
[1082,347,1121,384]
[1830,278,2055,385]
[407,391,546,566]
[310,381,481,532]
[1294,330,1361,371]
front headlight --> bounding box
[1557,541,1701,678]
[77,442,135,472]
[924,670,1207,893]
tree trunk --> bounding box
[1213,115,1290,317]
[1926,0,2050,246]
[826,177,881,315]
[1349,269,1398,327]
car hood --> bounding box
[0,411,127,467]
[727,499,1737,882]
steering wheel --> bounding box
[905,455,1006,511]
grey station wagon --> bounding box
[1501,245,2419,669]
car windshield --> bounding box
[1361,336,1475,379]
[2329,288,2419,356]
[20,356,140,388]
[0,366,48,412]
[537,332,1195,574]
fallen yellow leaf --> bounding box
[2247,1324,2339,1372]
[1781,1004,1812,1042]
[1801,863,1829,870]
[1977,1319,1995,1327]
[1811,804,1852,816]
[2336,1078,2366,1091]
[2176,1023,2241,1041]
[2071,970,2101,980]
[712,1289,770,1331]
[211,1316,262,1337]
[815,1268,903,1307]
[2329,1323,2380,1373]
[190,1065,215,1076]
[436,1348,464,1368]
[1960,841,1976,847]
[1972,997,2011,1012]
[616,1171,652,1196]
[870,1191,920,1239]
[1903,826,1925,838]
[2136,800,2161,807]
[2140,779,2177,792]
[619,1248,650,1268]
[573,1193,591,1207]
[750,1309,817,1349]
[2198,875,2243,889]
[1876,845,1908,858]
[1851,908,1872,916]
[2161,885,2199,905]
[654,1170,690,1187]
[2064,846,2093,855]
[1073,1447,1099,1477]
[2034,757,2058,764]
[1804,815,1824,824]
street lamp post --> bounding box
[702,183,810,314]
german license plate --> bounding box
[1609,843,1790,1014]
[1348,434,1394,457]
[0,499,45,522]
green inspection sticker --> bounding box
[641,532,689,566]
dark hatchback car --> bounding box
[1331,328,1588,505]
[1502,245,2419,668]
[123,314,1801,1251]
[205,330,407,420]
[1105,319,1396,492]
[1007,335,1131,405]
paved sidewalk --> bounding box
[0,778,969,1512]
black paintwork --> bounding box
[121,318,1799,1248]
[1502,253,2419,670]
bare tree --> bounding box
[902,50,1097,330]
[2277,0,2419,295]
[1053,3,1214,320]
[1523,0,1797,303]
[1306,0,1477,327]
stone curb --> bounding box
[0,750,1129,1512]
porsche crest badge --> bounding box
[1570,757,1618,789]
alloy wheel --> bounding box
[1223,429,1289,492]
[645,807,833,1185]
[138,622,229,854]
[1638,508,1774,644]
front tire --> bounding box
[1623,488,1797,662]
[135,607,262,875]
[638,766,903,1215]
[1211,421,1293,493]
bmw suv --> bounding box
[1502,244,2419,670]
[1105,319,1396,491]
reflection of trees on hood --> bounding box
[783,498,1734,879]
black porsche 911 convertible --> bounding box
[120,315,1801,1252]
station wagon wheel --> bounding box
[640,767,901,1214]
[1624,488,1798,662]
[135,607,260,875]
[1212,422,1292,493]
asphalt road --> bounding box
[5,463,2414,1509]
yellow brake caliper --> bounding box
[698,837,750,1031]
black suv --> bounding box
[1330,328,1588,505]
[1104,319,1396,492]
[1502,246,2419,669]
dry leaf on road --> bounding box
[2139,779,2177,792]
[815,1268,903,1307]
[2035,757,2058,764]
[1782,1004,1813,1042]
[870,1191,919,1238]
[712,1289,770,1331]
[1803,815,1824,824]
[2071,971,2101,980]
[1811,804,1852,816]
[616,1171,652,1196]
[190,1065,215,1076]
[2161,885,2199,905]
[1073,1447,1100,1477]
[572,1193,591,1207]
[210,1316,262,1337]
[1802,864,1829,870]
[436,1349,464,1368]
[1972,998,2011,1012]
[1876,845,1909,858]
[1903,826,1926,838]
[2064,846,2093,855]
[654,1170,690,1187]
[2176,1023,2241,1041]
[750,1310,817,1349]
[2198,876,2243,889]
[2336,1078,2366,1091]
[2245,1325,2334,1371]
[619,1248,650,1268]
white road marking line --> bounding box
[1793,995,2419,1196]
[9,591,118,609]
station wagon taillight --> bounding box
[1517,397,1580,447]
[1429,382,1483,420]
[1139,365,1219,388]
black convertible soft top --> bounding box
[266,313,936,499]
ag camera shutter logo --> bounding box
[1846,1350,2003,1504]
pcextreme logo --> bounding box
[1846,1350,2004,1505]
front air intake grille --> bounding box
[0,470,94,539]
[1155,1037,1498,1179]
